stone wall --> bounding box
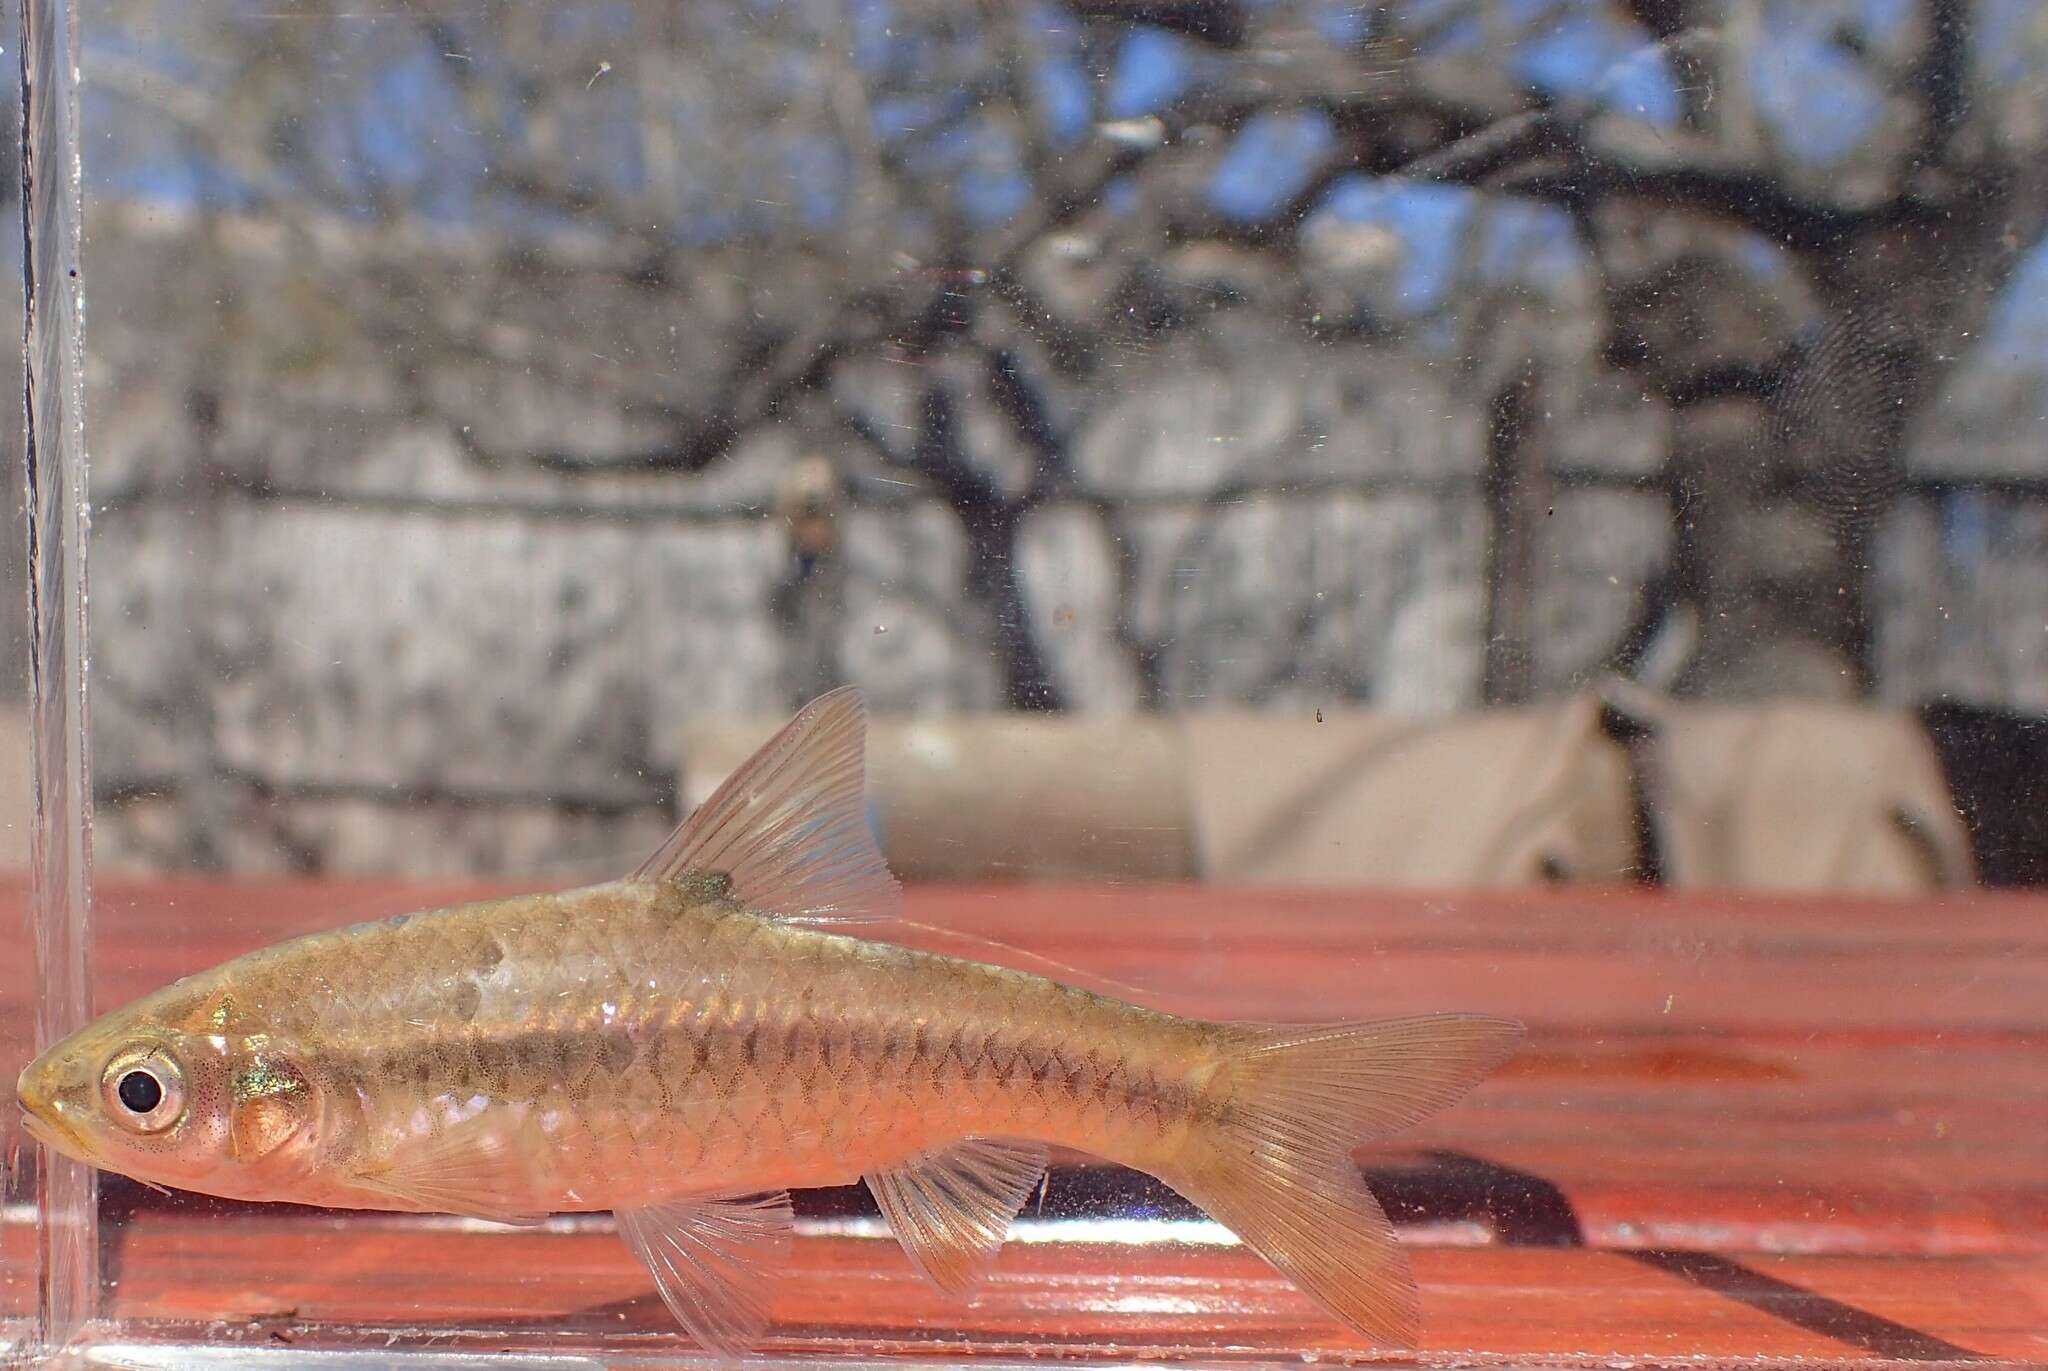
[67,217,2048,877]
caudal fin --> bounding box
[1167,1014,1523,1347]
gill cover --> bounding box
[229,1053,312,1163]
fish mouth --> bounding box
[19,1105,93,1164]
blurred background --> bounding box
[4,11,2047,1363]
[6,0,2046,889]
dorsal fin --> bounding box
[639,686,902,928]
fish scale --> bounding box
[368,890,1154,1190]
[17,687,1522,1356]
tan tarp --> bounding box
[679,711,1192,882]
[678,692,1974,892]
[864,714,1193,882]
[1179,696,1636,887]
[1604,687,1973,893]
[678,696,1636,887]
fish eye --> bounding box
[118,1070,162,1113]
[100,1047,186,1134]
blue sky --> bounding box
[80,3,1979,226]
[80,1,2048,383]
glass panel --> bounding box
[15,0,2048,1365]
[13,0,101,1356]
[0,0,33,1346]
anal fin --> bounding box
[616,1189,794,1357]
[865,1138,1048,1296]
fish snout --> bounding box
[16,1053,94,1161]
[18,1048,71,1102]
[16,1054,53,1115]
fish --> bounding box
[15,687,1522,1354]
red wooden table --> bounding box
[6,879,2046,1366]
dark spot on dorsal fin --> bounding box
[628,688,900,928]
[669,870,736,904]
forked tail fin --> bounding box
[1167,1014,1524,1347]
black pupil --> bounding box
[117,1070,163,1114]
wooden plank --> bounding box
[99,1215,2048,1364]
[5,878,2045,1365]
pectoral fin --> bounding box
[616,1189,794,1357]
[348,1113,546,1227]
[865,1138,1048,1296]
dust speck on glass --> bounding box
[3,0,2046,1367]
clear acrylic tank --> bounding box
[5,0,2047,1367]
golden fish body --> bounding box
[106,876,1210,1212]
[17,688,1521,1354]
